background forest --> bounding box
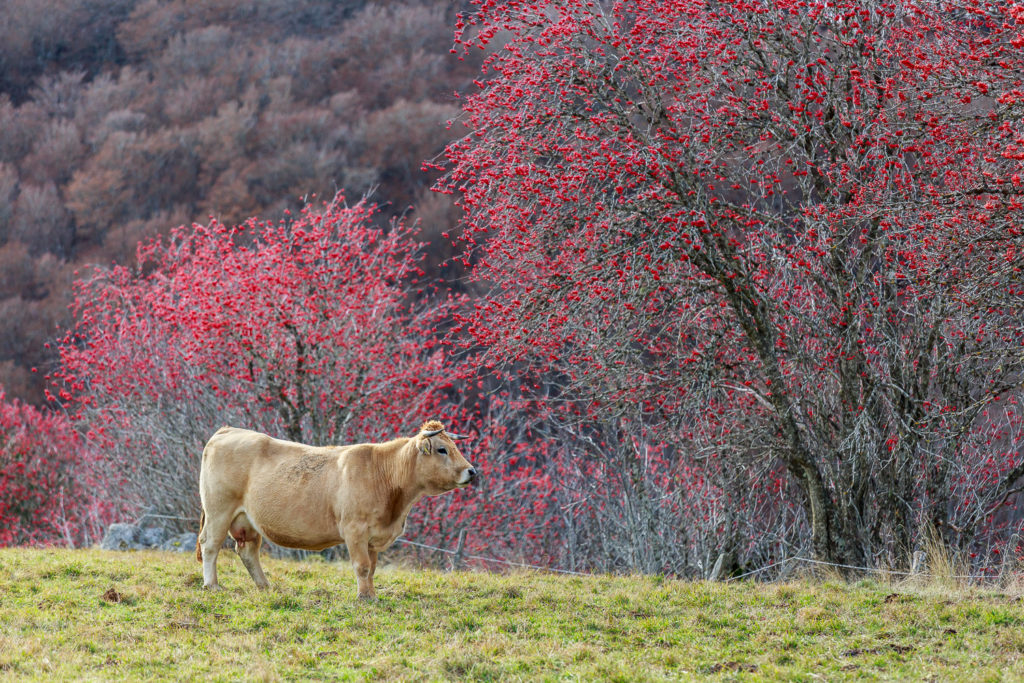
[0,0,475,404]
[1,0,1023,580]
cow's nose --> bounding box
[458,467,478,486]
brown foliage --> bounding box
[0,163,18,239]
[22,120,86,186]
[12,183,72,257]
[0,0,133,101]
[0,243,36,300]
[0,99,45,163]
[0,0,485,403]
[103,206,191,264]
[28,71,86,119]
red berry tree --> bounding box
[0,390,105,546]
[56,197,460,522]
[440,0,1024,569]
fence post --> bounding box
[1000,535,1020,585]
[449,528,467,572]
[911,550,927,576]
[708,551,734,581]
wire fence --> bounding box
[124,512,1012,583]
[393,538,590,576]
[398,538,1010,583]
[726,556,999,583]
[133,512,196,525]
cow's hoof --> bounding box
[357,593,378,602]
[203,583,224,592]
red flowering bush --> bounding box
[0,390,106,546]
[56,197,461,523]
[404,397,564,569]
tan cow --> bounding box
[196,420,477,599]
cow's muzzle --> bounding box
[458,467,479,486]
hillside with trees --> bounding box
[0,0,478,404]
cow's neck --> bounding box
[379,441,425,527]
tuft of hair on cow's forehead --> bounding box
[420,419,445,434]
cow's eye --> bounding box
[438,447,448,456]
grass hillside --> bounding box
[1,549,1023,681]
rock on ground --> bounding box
[100,523,196,553]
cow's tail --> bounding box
[195,510,205,562]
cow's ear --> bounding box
[418,436,431,456]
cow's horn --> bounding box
[448,433,469,440]
[423,428,444,437]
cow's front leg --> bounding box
[345,536,376,600]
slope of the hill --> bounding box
[1,549,1022,680]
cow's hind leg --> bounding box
[199,510,232,590]
[231,512,270,589]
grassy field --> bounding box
[1,549,1023,680]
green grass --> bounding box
[1,549,1024,680]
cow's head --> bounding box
[415,420,477,493]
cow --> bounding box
[195,420,477,599]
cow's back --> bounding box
[203,426,273,484]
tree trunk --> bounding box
[801,463,835,564]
